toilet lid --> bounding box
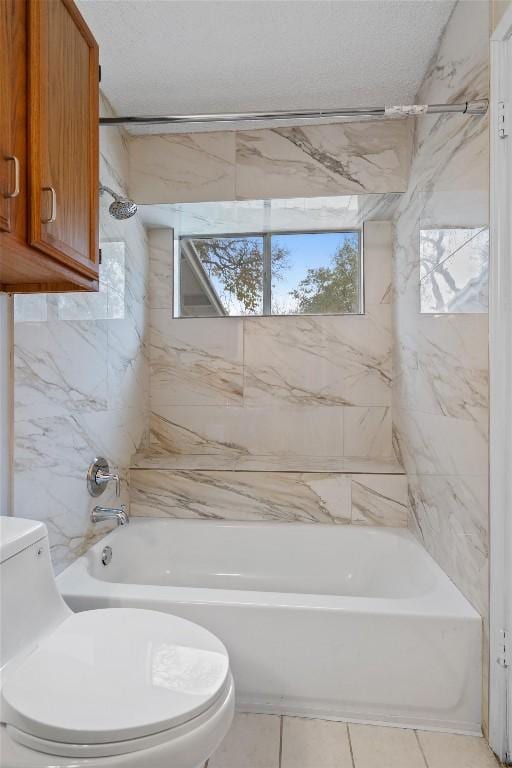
[1,608,230,745]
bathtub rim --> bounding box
[57,519,481,621]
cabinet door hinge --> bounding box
[98,248,102,265]
[498,101,508,138]
[99,64,102,83]
[498,629,510,668]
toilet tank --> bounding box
[0,517,71,669]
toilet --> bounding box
[0,517,234,768]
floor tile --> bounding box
[281,716,353,768]
[208,713,281,768]
[349,724,426,768]
[417,731,499,768]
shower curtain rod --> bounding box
[99,99,488,127]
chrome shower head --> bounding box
[108,198,138,220]
[99,184,138,220]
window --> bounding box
[419,226,488,313]
[177,230,362,318]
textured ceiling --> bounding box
[79,0,456,134]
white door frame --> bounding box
[489,4,512,762]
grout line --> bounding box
[278,715,284,768]
[414,730,429,768]
[347,723,356,768]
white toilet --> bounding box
[0,517,234,768]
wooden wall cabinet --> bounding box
[0,0,99,293]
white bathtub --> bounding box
[57,519,482,734]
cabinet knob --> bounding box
[3,155,20,199]
[41,186,57,224]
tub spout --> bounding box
[91,505,129,526]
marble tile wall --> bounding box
[391,0,489,723]
[393,0,489,618]
[129,121,413,204]
[132,120,408,529]
[129,219,405,527]
[130,469,409,527]
[492,0,512,30]
[147,221,395,464]
[12,96,150,573]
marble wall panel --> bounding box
[393,407,487,479]
[129,132,236,204]
[243,308,392,408]
[149,228,174,311]
[14,319,109,421]
[150,314,244,407]
[129,122,412,205]
[234,121,413,200]
[149,405,344,458]
[408,473,488,617]
[130,469,408,527]
[343,407,393,459]
[351,474,408,527]
[13,95,151,573]
[391,0,489,688]
[394,314,489,423]
[363,221,393,305]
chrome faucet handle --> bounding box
[87,457,121,497]
[95,469,121,497]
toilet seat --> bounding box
[4,675,234,759]
[1,608,230,758]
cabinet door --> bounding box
[28,0,99,279]
[0,0,26,236]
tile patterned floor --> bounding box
[208,714,502,768]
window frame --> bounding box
[176,228,364,319]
